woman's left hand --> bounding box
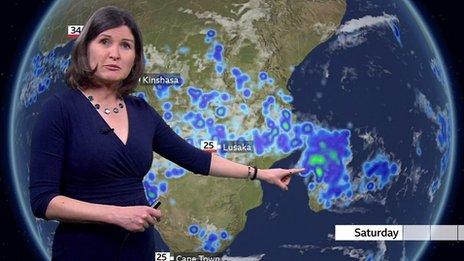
[258,168,306,191]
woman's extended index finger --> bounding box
[288,168,306,174]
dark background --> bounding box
[0,1,462,260]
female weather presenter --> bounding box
[29,6,304,261]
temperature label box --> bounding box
[67,25,83,38]
[200,140,218,153]
[154,252,173,261]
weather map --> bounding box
[10,0,456,260]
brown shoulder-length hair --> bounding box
[65,6,144,96]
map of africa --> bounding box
[10,0,455,260]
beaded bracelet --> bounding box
[247,165,252,179]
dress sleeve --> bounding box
[29,95,67,219]
[149,104,212,176]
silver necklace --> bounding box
[86,95,124,115]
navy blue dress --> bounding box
[29,87,212,260]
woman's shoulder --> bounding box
[40,88,71,109]
[39,87,83,119]
[34,88,77,131]
[125,94,163,121]
[44,86,78,104]
[125,93,152,110]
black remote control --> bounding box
[152,201,161,209]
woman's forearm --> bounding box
[208,154,269,181]
[45,195,162,232]
[45,195,118,225]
